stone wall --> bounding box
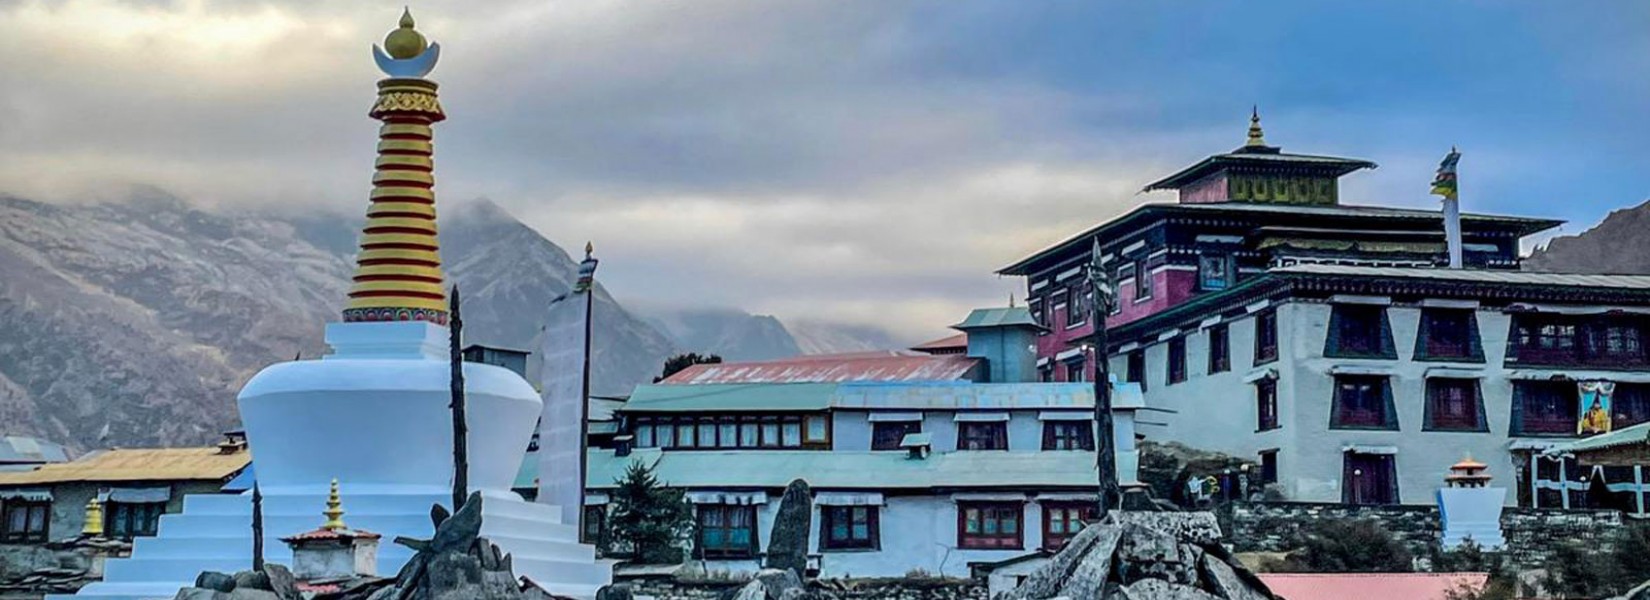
[618,577,987,600]
[1221,501,1629,572]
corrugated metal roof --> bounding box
[663,352,980,385]
[1547,422,1650,455]
[1274,264,1650,289]
[0,446,250,485]
[0,436,71,464]
[1256,573,1487,600]
[911,333,967,351]
[625,383,837,412]
[952,307,1040,330]
[584,448,1098,490]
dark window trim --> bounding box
[1258,449,1279,485]
[1126,350,1148,392]
[1324,304,1397,360]
[1041,421,1095,451]
[871,421,922,451]
[694,504,760,559]
[1413,308,1485,363]
[1254,309,1279,366]
[105,500,166,540]
[820,505,880,551]
[1256,378,1280,432]
[1207,324,1231,374]
[0,499,50,543]
[1040,502,1096,551]
[630,412,831,450]
[1510,380,1580,437]
[1329,374,1399,431]
[957,501,1024,550]
[1342,452,1400,505]
[1134,259,1154,302]
[1167,337,1187,385]
[1198,254,1231,292]
[957,421,1009,451]
[1507,314,1650,369]
[1423,377,1488,432]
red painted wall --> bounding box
[1178,173,1228,204]
[1036,268,1199,380]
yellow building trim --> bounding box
[359,232,440,248]
[373,171,435,186]
[357,248,443,263]
[349,279,446,296]
[379,123,433,138]
[375,155,434,170]
[370,186,436,201]
[346,295,449,312]
[354,264,445,280]
[362,216,439,233]
[365,202,437,219]
[377,139,434,154]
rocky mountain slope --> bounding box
[1526,199,1650,274]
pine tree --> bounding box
[607,461,694,564]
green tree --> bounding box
[607,461,694,564]
[654,352,723,383]
[1286,519,1413,573]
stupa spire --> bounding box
[322,478,347,531]
[343,10,449,325]
[1245,105,1266,147]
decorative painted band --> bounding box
[341,306,449,325]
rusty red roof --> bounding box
[661,351,981,384]
[910,333,967,353]
[280,527,382,543]
[1257,573,1488,600]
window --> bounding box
[820,506,879,551]
[805,415,830,445]
[957,422,1008,451]
[1126,350,1147,392]
[958,502,1022,549]
[1254,310,1278,365]
[1134,260,1153,300]
[1167,337,1187,384]
[106,501,165,539]
[631,415,829,450]
[1030,302,1048,329]
[1066,285,1087,327]
[871,421,921,451]
[739,421,759,448]
[1325,305,1393,359]
[1042,421,1094,451]
[1343,453,1399,505]
[1585,319,1647,365]
[1207,324,1230,374]
[1038,364,1054,383]
[1041,503,1096,551]
[1511,315,1580,365]
[1616,384,1650,428]
[696,505,758,558]
[1416,309,1480,361]
[1425,378,1484,431]
[697,417,717,448]
[718,419,738,448]
[1199,254,1230,291]
[1331,375,1396,430]
[1259,450,1279,485]
[1512,381,1579,436]
[1256,379,1279,431]
[0,499,49,543]
[581,505,606,545]
[1064,359,1086,383]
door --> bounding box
[1343,452,1398,505]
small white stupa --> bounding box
[1437,455,1506,550]
[56,11,612,599]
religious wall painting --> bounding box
[1578,380,1614,436]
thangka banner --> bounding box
[537,289,588,527]
[1578,380,1614,436]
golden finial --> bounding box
[384,7,428,60]
[1246,105,1266,147]
[321,478,347,531]
[584,241,594,259]
[82,496,105,537]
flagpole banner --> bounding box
[538,290,588,526]
[1578,380,1614,436]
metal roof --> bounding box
[1256,573,1488,600]
[0,446,251,485]
[1273,264,1650,289]
[1144,150,1378,191]
[0,436,71,465]
[662,352,980,385]
[583,449,1099,491]
[910,333,967,352]
[622,381,1143,414]
[1546,422,1650,456]
[952,307,1041,331]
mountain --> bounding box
[0,193,676,450]
[784,319,903,355]
[646,308,801,361]
[1525,199,1650,274]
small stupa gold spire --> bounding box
[585,241,594,259]
[321,478,347,531]
[82,496,105,537]
[384,8,428,60]
[1246,105,1266,147]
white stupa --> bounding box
[55,11,612,599]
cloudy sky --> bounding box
[1,1,1646,343]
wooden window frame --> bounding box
[1616,383,1650,429]
[1134,259,1154,301]
[1254,310,1278,365]
[820,505,880,551]
[871,421,920,451]
[630,413,831,450]
[695,504,759,559]
[1415,308,1482,362]
[1167,337,1187,384]
[1330,375,1397,430]
[957,502,1023,550]
[1424,378,1485,432]
[1325,304,1395,359]
[1259,450,1279,485]
[957,422,1009,451]
[1040,502,1096,551]
[1198,254,1231,291]
[1256,378,1279,432]
[1041,421,1095,451]
[581,505,606,546]
[105,500,165,540]
[1066,284,1087,327]
[1126,350,1147,392]
[1512,380,1579,437]
[1208,324,1230,374]
[0,499,50,543]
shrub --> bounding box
[1283,519,1413,573]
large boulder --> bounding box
[1005,511,1278,600]
[764,480,813,577]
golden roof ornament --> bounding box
[1246,106,1267,147]
[321,478,347,531]
[373,8,441,79]
[82,496,105,537]
[384,8,428,59]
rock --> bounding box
[1055,526,1123,600]
[431,492,484,553]
[196,572,237,592]
[226,589,280,600]
[1121,579,1221,600]
[755,567,804,596]
[594,583,634,600]
[1007,523,1112,600]
[1198,552,1268,600]
[261,564,299,600]
[1005,512,1277,600]
[763,480,813,577]
[174,589,230,600]
[233,570,270,591]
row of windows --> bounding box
[1030,252,1242,330]
[1247,376,1650,436]
[1125,310,1277,391]
[691,501,1098,557]
[873,420,1094,452]
[1,499,165,543]
[630,414,831,450]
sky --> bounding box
[0,1,1646,343]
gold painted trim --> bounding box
[365,202,437,218]
[375,155,434,170]
[346,296,449,312]
[369,186,436,201]
[377,139,433,154]
[372,171,435,185]
[360,232,441,247]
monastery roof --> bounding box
[953,307,1040,331]
[0,446,250,486]
[622,381,1139,413]
[0,436,72,466]
[1273,263,1650,289]
[1255,573,1488,600]
[1143,149,1378,192]
[583,448,1099,491]
[999,202,1563,276]
[910,333,967,352]
[660,351,981,385]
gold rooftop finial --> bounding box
[321,478,347,531]
[82,496,104,537]
[585,241,594,259]
[1246,105,1266,147]
[384,7,428,59]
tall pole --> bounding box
[1088,238,1120,519]
[251,482,264,572]
[576,243,599,539]
[449,286,469,511]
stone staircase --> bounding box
[51,489,613,600]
